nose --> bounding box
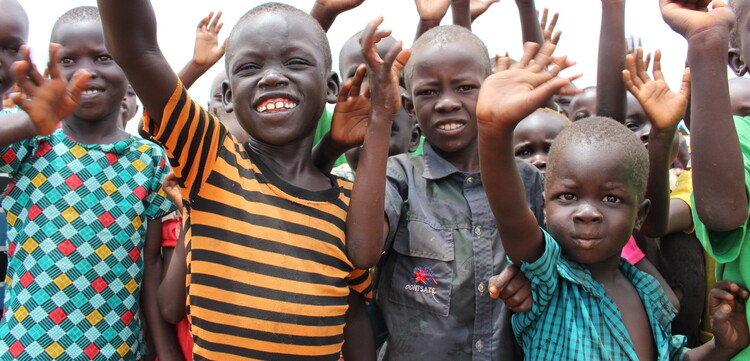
[435,93,461,113]
[636,123,651,145]
[529,154,546,171]
[573,202,603,223]
[258,69,289,88]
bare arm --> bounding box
[476,42,577,263]
[158,224,187,324]
[178,11,225,90]
[346,18,410,269]
[516,0,544,46]
[341,292,376,361]
[142,219,184,361]
[97,0,177,127]
[661,0,747,231]
[451,0,472,30]
[596,0,627,122]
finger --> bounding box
[47,43,63,80]
[547,56,574,77]
[360,17,385,65]
[67,69,92,103]
[502,283,532,309]
[373,28,394,48]
[10,92,32,113]
[363,83,371,98]
[530,42,557,71]
[11,61,36,96]
[652,50,664,82]
[494,54,511,73]
[540,8,548,28]
[624,54,644,89]
[516,42,541,68]
[392,48,411,78]
[510,297,533,313]
[350,64,367,96]
[209,11,223,31]
[199,12,213,30]
[643,52,652,73]
[488,265,520,297]
[549,12,559,32]
[551,31,562,45]
[215,22,224,35]
[338,79,354,102]
[635,48,650,83]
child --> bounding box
[0,6,179,360]
[344,21,543,359]
[96,1,390,359]
[120,84,138,129]
[513,108,570,176]
[661,0,750,358]
[476,40,749,360]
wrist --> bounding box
[515,0,537,10]
[686,26,731,46]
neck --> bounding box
[247,135,331,191]
[63,113,129,145]
[588,255,625,287]
[431,138,480,173]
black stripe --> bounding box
[191,273,348,306]
[192,249,349,288]
[204,169,347,231]
[181,102,202,196]
[348,269,369,287]
[193,338,340,361]
[166,88,189,168]
[190,295,345,327]
[191,315,343,346]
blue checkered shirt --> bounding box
[514,229,689,360]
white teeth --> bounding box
[438,123,462,130]
[82,89,101,95]
[284,102,296,109]
[256,99,298,113]
[257,105,267,112]
[275,101,284,109]
[267,103,276,110]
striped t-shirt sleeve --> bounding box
[142,79,226,202]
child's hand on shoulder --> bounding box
[488,264,533,313]
[476,42,579,133]
[11,44,91,136]
[623,48,690,132]
[192,11,226,70]
[330,64,370,149]
[710,280,750,353]
[660,0,734,40]
[360,17,410,117]
[415,0,451,23]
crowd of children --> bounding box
[0,0,750,360]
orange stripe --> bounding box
[190,304,346,337]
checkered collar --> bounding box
[44,129,136,155]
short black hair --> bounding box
[731,0,747,49]
[403,25,491,91]
[51,6,100,42]
[547,116,649,198]
[226,3,332,72]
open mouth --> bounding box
[255,97,297,113]
[435,120,467,133]
[80,87,105,98]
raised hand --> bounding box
[623,48,690,131]
[360,17,410,115]
[415,0,451,23]
[314,0,366,15]
[477,42,579,132]
[470,0,500,21]
[660,0,734,40]
[626,36,651,69]
[192,11,226,69]
[539,8,561,45]
[710,281,750,353]
[330,64,370,150]
[11,44,91,136]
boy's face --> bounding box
[513,111,568,176]
[54,21,127,122]
[0,3,28,94]
[209,72,228,117]
[568,89,596,121]
[405,42,486,155]
[224,13,337,146]
[545,143,648,267]
[120,84,138,127]
[625,95,650,146]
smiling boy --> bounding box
[95,1,393,359]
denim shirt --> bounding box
[378,142,544,361]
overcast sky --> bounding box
[18,0,729,135]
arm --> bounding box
[346,18,411,269]
[178,11,225,90]
[142,219,184,361]
[97,0,177,127]
[414,0,451,40]
[310,0,366,32]
[660,0,747,231]
[622,48,691,237]
[451,0,472,30]
[158,224,187,324]
[516,0,545,46]
[1,44,90,147]
[312,64,369,173]
[596,0,627,122]
[476,42,577,263]
[341,292,376,361]
[683,281,749,360]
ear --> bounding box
[402,93,416,118]
[326,71,341,104]
[729,48,748,76]
[135,103,140,114]
[222,79,234,113]
[407,120,421,153]
[633,199,651,232]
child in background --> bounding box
[477,40,749,360]
[661,0,750,358]
[513,108,570,176]
[120,84,138,129]
[729,77,750,117]
[0,6,179,360]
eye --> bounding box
[286,58,310,69]
[573,112,588,121]
[603,195,621,203]
[457,84,477,92]
[60,57,75,65]
[415,89,437,97]
[625,122,639,130]
[3,46,20,55]
[95,54,113,62]
[557,193,576,201]
[515,148,532,157]
[556,97,571,106]
[235,63,260,74]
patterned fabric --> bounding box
[691,116,750,360]
[513,229,688,361]
[0,130,175,360]
[0,105,20,311]
[143,80,371,361]
[331,163,354,182]
[378,142,545,361]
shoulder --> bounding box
[515,158,543,182]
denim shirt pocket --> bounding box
[387,219,454,317]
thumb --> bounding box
[489,266,518,298]
[67,69,92,103]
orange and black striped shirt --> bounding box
[143,81,371,361]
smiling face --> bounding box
[53,21,127,123]
[0,0,28,94]
[224,12,336,146]
[514,110,569,176]
[545,142,647,267]
[405,41,487,157]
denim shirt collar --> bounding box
[422,141,466,180]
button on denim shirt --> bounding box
[378,142,545,361]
